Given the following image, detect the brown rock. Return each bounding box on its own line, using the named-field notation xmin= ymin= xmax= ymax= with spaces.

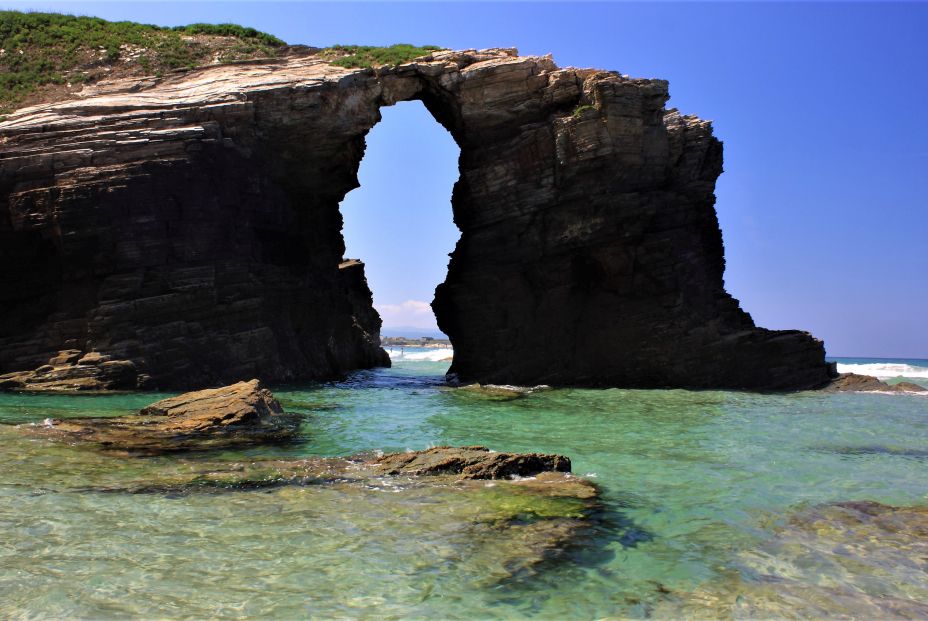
xmin=77 ymin=351 xmax=111 ymax=366
xmin=0 ymin=49 xmax=830 ymax=390
xmin=827 ymin=373 xmax=927 ymax=393
xmin=24 ymin=379 xmax=300 ymax=453
xmin=372 ymin=445 xmax=571 ymax=480
xmin=0 ymin=350 xmax=139 ymax=392
xmin=894 ymin=381 xmax=927 ymax=392
xmin=48 ymin=350 xmax=83 ymax=366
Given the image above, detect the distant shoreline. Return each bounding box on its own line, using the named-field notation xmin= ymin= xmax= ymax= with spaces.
xmin=381 ymin=336 xmax=451 ymax=349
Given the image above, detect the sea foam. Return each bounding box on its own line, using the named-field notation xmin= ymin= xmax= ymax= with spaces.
xmin=386 ymin=348 xmax=454 ymax=362
xmin=835 ymin=362 xmax=928 ymax=380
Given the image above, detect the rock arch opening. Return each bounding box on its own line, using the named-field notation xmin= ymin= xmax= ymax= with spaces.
xmin=339 ymin=101 xmax=458 ymax=362
xmin=0 ymin=49 xmax=832 ymax=391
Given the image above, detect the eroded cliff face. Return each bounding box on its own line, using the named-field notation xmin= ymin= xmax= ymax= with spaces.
xmin=0 ymin=48 xmax=832 ymax=390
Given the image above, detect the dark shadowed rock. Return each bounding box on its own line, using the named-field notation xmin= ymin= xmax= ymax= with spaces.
xmin=372 ymin=445 xmax=571 ymax=479
xmin=827 ymin=373 xmax=927 ymax=393
xmin=0 ymin=349 xmax=140 ymax=392
xmin=0 ymin=48 xmax=831 ymax=390
xmin=23 ymin=379 xmax=300 ymax=453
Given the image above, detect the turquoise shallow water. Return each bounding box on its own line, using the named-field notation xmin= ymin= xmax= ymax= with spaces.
xmin=0 ymin=354 xmax=927 ymax=619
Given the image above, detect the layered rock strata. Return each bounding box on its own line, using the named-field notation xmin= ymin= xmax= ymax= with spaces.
xmin=0 ymin=348 xmax=141 ymax=391
xmin=373 ymin=445 xmax=571 ymax=479
xmin=0 ymin=48 xmax=832 ymax=390
xmin=26 ymin=379 xmax=301 ymax=453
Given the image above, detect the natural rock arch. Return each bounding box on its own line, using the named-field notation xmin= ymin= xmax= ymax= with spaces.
xmin=0 ymin=49 xmax=832 ymax=390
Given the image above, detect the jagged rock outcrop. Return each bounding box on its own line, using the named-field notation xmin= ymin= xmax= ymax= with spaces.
xmin=0 ymin=348 xmax=142 ymax=391
xmin=0 ymin=48 xmax=832 ymax=390
xmin=25 ymin=379 xmax=301 ymax=453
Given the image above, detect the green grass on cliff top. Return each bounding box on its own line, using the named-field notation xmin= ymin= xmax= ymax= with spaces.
xmin=322 ymin=44 xmax=444 ymax=69
xmin=0 ymin=11 xmax=444 ymax=117
xmin=0 ymin=10 xmax=285 ymax=114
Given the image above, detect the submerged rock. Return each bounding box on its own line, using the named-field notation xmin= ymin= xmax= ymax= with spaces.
xmin=653 ymin=500 xmax=928 ymax=619
xmin=74 ymin=445 xmax=600 ymax=581
xmin=0 ymin=350 xmax=141 ymax=393
xmin=373 ymin=445 xmax=570 ymax=480
xmin=23 ymin=380 xmax=300 ymax=454
xmin=97 ymin=449 xmax=591 ymax=497
xmin=448 ymin=383 xmax=552 ymax=401
xmin=826 ymin=372 xmax=927 ymax=393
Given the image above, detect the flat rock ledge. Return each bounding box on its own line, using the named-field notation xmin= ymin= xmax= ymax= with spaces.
xmin=0 ymin=349 xmax=142 ymax=392
xmin=373 ymin=445 xmax=571 ymax=480
xmin=826 ymin=373 xmax=927 ymax=394
xmin=75 ymin=445 xmax=599 ymax=581
xmin=23 ymin=379 xmax=300 ymax=454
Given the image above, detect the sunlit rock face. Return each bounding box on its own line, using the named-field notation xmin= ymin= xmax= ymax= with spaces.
xmin=0 ymin=48 xmax=831 ymax=390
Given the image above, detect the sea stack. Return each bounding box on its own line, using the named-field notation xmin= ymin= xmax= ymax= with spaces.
xmin=0 ymin=48 xmax=832 ymax=390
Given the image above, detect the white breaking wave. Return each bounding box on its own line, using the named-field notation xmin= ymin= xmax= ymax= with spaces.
xmin=836 ymin=362 xmax=928 ymax=380
xmin=386 ymin=348 xmax=454 ymax=362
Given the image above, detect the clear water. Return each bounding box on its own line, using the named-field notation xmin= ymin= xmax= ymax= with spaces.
xmin=1 ymin=354 xmax=927 ymax=619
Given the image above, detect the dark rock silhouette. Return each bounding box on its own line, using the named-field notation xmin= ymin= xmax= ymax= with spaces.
xmin=0 ymin=48 xmax=831 ymax=390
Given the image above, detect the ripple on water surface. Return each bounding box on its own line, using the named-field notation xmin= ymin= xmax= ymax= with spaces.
xmin=0 ymin=353 xmax=927 ymax=618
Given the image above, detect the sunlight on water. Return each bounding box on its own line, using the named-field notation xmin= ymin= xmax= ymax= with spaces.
xmin=0 ymin=354 xmax=926 ymax=619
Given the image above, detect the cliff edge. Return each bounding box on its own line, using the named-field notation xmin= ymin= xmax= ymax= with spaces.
xmin=0 ymin=46 xmax=832 ymax=390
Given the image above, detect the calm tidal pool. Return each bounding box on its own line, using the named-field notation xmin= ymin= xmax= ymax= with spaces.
xmin=1 ymin=354 xmax=926 ymax=619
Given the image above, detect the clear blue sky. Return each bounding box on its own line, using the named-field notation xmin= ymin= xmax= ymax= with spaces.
xmin=8 ymin=2 xmax=926 ymax=356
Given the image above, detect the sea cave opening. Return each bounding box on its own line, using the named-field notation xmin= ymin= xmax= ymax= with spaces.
xmin=339 ymin=100 xmax=460 ymax=366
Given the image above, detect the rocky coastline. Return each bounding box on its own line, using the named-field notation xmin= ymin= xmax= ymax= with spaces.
xmin=0 ymin=46 xmax=834 ymax=391
xmin=15 ymin=379 xmax=601 ymax=573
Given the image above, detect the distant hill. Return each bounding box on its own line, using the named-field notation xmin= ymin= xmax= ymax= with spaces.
xmin=380 ymin=326 xmax=448 ymax=339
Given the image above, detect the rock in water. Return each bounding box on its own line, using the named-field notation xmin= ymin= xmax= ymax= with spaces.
xmin=24 ymin=380 xmax=300 ymax=454
xmin=0 ymin=48 xmax=831 ymax=390
xmin=55 ymin=445 xmax=601 ymax=583
xmin=373 ymin=445 xmax=571 ymax=479
xmin=827 ymin=373 xmax=927 ymax=393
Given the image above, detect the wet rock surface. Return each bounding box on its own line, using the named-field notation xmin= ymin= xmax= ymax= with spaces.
xmin=373 ymin=445 xmax=571 ymax=479
xmin=655 ymin=500 xmax=928 ymax=619
xmin=0 ymin=48 xmax=830 ymax=391
xmin=826 ymin=372 xmax=927 ymax=393
xmin=0 ymin=349 xmax=141 ymax=392
xmin=23 ymin=379 xmax=300 ymax=453
xmin=65 ymin=445 xmax=600 ymax=581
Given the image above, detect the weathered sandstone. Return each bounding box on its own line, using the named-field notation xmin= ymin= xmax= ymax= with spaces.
xmin=373 ymin=445 xmax=571 ymax=479
xmin=0 ymin=48 xmax=832 ymax=390
xmin=25 ymin=379 xmax=300 ymax=453
xmin=826 ymin=373 xmax=927 ymax=393
xmin=0 ymin=348 xmax=141 ymax=391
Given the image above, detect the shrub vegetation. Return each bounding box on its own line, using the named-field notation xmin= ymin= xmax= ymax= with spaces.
xmin=323 ymin=44 xmax=443 ymax=69
xmin=0 ymin=10 xmax=446 ymax=116
xmin=0 ymin=10 xmax=284 ymax=114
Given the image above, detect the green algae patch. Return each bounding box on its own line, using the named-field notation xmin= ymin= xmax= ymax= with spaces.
xmin=464 ymin=485 xmax=593 ymax=524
